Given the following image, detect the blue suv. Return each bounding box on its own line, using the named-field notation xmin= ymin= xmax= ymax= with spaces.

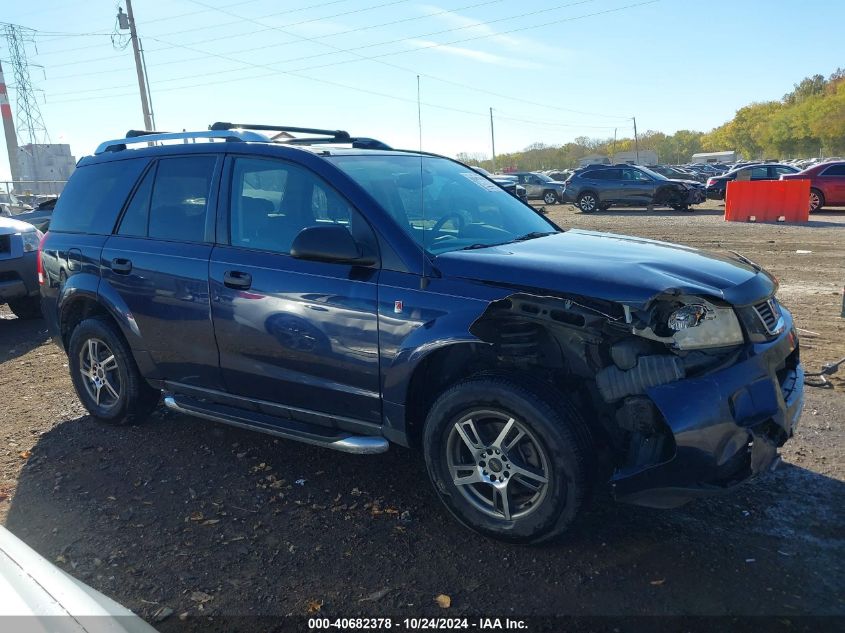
xmin=40 ymin=124 xmax=804 ymax=543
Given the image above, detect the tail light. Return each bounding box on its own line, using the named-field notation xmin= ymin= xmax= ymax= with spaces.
xmin=37 ymin=231 xmax=48 ymax=285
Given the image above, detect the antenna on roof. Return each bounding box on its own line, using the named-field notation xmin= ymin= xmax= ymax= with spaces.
xmin=417 ymin=75 xmax=428 ymax=290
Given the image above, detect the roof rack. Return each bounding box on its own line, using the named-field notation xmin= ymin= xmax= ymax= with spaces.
xmin=94 ymin=129 xmax=269 ymax=155
xmin=209 ymin=122 xmax=392 ymax=151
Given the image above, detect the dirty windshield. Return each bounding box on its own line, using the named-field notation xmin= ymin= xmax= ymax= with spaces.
xmin=329 ymin=154 xmax=556 ymax=254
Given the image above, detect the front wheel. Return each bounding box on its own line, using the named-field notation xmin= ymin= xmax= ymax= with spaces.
xmin=577 ymin=192 xmax=598 ymax=213
xmin=68 ymin=316 xmax=160 ymax=425
xmin=423 ymin=375 xmax=593 ymax=543
xmin=543 ymin=191 xmax=558 ymax=205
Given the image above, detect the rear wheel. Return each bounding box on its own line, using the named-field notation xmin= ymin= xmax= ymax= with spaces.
xmin=809 ymin=188 xmax=824 ymax=213
xmin=423 ymin=374 xmax=593 ymax=543
xmin=543 ymin=190 xmax=558 ymax=205
xmin=68 ymin=316 xmax=160 ymax=425
xmin=8 ymin=296 xmax=42 ymax=320
xmin=577 ymin=192 xmax=598 ymax=213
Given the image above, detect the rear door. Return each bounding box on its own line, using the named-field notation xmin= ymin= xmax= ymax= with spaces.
xmin=101 ymin=155 xmax=222 ymax=388
xmin=209 ymin=156 xmax=382 ymax=424
xmin=819 ymin=163 xmax=845 ymax=204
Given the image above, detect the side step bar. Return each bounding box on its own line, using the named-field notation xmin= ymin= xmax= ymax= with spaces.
xmin=162 ymin=395 xmax=389 ymax=455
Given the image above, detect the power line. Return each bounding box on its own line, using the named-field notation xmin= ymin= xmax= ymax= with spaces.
xmin=43 ymin=0 xmax=639 ymax=123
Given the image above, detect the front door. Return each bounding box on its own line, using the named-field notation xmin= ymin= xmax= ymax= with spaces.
xmin=209 ymin=156 xmax=382 ymax=424
xmin=101 ymin=155 xmax=222 ymax=388
xmin=620 ymin=168 xmax=655 ymax=206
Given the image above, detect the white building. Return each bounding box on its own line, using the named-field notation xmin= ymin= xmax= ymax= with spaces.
xmin=15 ymin=143 xmax=76 ymax=194
xmin=691 ymin=150 xmax=738 ymax=164
xmin=613 ymin=150 xmax=658 ymax=166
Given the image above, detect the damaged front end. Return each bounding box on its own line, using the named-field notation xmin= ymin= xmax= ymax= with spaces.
xmin=469 ymin=288 xmax=804 ymax=509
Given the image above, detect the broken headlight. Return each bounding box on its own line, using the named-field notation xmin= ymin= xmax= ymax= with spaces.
xmin=634 ymin=298 xmax=744 ymax=350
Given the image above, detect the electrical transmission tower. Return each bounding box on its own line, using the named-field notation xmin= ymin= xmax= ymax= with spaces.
xmin=3 ymin=24 xmax=50 ymax=148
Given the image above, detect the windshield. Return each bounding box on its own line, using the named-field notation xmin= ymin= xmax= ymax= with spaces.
xmin=330 ymin=154 xmax=556 ymax=255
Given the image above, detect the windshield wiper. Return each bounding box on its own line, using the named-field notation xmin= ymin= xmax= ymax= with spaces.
xmin=511 ymin=231 xmax=558 ymax=242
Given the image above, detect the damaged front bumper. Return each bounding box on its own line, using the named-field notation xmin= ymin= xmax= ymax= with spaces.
xmin=612 ymin=307 xmax=804 ymax=508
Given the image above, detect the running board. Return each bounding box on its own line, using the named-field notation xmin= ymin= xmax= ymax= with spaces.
xmin=162 ymin=395 xmax=389 ymax=455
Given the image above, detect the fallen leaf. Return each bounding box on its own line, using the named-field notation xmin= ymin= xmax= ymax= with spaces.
xmin=189 ymin=512 xmax=204 ymax=522
xmin=360 ymin=588 xmax=390 ymax=603
xmin=190 ymin=591 xmax=213 ymax=604
xmin=153 ymin=606 xmax=174 ymax=622
xmin=306 ymin=600 xmax=322 ymax=614
xmin=435 ymin=594 xmax=451 ymax=608
xmin=650 ymin=579 xmax=665 ymax=586
xmin=201 ymin=519 xmax=220 ymax=526
xmin=19 ymin=450 xmax=31 ymax=459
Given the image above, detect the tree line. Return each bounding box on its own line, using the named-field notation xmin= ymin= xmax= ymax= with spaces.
xmin=458 ymin=69 xmax=845 ymax=171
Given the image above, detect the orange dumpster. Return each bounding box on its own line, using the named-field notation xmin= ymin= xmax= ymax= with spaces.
xmin=724 ymin=179 xmax=810 ymax=223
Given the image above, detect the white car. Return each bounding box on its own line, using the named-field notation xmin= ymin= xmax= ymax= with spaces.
xmin=0 ymin=526 xmax=157 ymax=632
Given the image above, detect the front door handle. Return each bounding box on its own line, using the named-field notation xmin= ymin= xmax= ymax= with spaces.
xmin=223 ymin=270 xmax=252 ymax=290
xmin=110 ymin=258 xmax=132 ymax=274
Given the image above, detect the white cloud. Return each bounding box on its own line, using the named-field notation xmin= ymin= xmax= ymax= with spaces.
xmin=418 ymin=3 xmax=567 ymax=58
xmin=405 ymin=38 xmax=542 ymax=68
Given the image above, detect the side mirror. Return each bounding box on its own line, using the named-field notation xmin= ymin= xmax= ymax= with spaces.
xmin=290 ymin=224 xmax=376 ymax=266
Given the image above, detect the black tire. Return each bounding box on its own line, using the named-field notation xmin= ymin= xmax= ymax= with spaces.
xmin=423 ymin=374 xmax=594 ymax=544
xmin=542 ymin=190 xmax=558 ymax=205
xmin=599 ymin=203 xmax=611 ymax=211
xmin=577 ymin=192 xmax=598 ymax=213
xmin=671 ymin=203 xmax=692 ymax=212
xmin=68 ymin=316 xmax=160 ymax=425
xmin=809 ymin=188 xmax=824 ymax=213
xmin=7 ymin=296 xmax=42 ymax=320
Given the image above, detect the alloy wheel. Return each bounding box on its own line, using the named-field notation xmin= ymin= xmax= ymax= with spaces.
xmin=544 ymin=191 xmax=557 ymax=204
xmin=446 ymin=410 xmax=551 ymax=521
xmin=809 ymin=191 xmax=821 ymax=212
xmin=579 ymin=194 xmax=597 ymax=212
xmin=79 ymin=337 xmax=121 ymax=408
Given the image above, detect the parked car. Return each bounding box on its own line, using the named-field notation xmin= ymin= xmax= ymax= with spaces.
xmin=41 ymin=124 xmax=803 ymax=543
xmin=13 ymin=196 xmax=57 ymax=233
xmin=0 ymin=215 xmax=43 ymax=318
xmin=0 ymin=526 xmax=157 ymax=631
xmin=0 ymin=191 xmax=32 ymax=216
xmin=562 ymin=164 xmax=705 ymax=212
xmin=705 ymin=163 xmax=800 ymax=200
xmin=780 ymin=161 xmax=845 ymax=212
xmin=510 ymin=171 xmax=566 ymax=204
xmin=544 ymin=169 xmax=573 ymax=182
xmin=469 ymin=166 xmax=528 ymax=202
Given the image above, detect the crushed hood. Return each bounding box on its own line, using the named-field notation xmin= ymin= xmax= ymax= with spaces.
xmin=434 ymin=229 xmax=775 ymax=308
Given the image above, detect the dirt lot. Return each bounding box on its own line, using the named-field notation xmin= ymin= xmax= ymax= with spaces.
xmin=1 ymin=201 xmax=843 ymax=629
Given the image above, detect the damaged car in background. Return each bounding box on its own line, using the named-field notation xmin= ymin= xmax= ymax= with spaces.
xmin=40 ymin=126 xmax=803 ymax=544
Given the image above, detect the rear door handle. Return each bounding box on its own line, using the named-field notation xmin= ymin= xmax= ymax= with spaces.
xmin=223 ymin=270 xmax=252 ymax=290
xmin=110 ymin=258 xmax=132 ymax=274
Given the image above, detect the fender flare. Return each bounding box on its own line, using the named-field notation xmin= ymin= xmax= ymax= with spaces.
xmin=58 ymin=275 xmax=145 ymax=349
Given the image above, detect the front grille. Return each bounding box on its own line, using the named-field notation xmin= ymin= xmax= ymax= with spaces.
xmin=753 ymin=298 xmax=783 ymax=335
xmin=0 ymin=234 xmax=9 ymax=255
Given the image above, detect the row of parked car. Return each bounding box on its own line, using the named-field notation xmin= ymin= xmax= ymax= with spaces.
xmin=475 ymin=157 xmax=845 ymax=214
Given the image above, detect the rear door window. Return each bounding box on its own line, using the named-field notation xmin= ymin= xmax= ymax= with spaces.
xmin=117 ymin=165 xmax=155 ymax=237
xmin=148 ymin=156 xmax=217 ymax=243
xmin=821 ymin=164 xmax=845 ymax=176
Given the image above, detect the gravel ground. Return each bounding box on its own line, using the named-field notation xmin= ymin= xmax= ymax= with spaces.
xmin=0 ymin=201 xmax=843 ymax=629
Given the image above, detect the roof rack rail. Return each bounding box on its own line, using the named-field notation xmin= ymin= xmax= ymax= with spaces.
xmin=209 ymin=122 xmax=392 ymax=150
xmin=94 ymin=129 xmax=269 ymax=155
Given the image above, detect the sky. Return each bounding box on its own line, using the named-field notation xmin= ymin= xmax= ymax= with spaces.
xmin=1 ymin=0 xmax=843 ymax=181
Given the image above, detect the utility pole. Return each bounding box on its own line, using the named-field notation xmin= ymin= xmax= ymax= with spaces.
xmin=119 ymin=2 xmax=153 ymax=131
xmin=612 ymin=128 xmax=617 ymax=163
xmin=489 ymin=107 xmax=496 ymax=172
xmin=632 ymin=116 xmax=640 ymax=164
